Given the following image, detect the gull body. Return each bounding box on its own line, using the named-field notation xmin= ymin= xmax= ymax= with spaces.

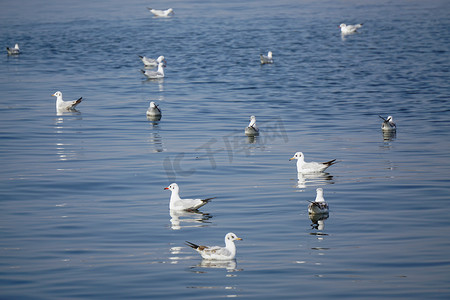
xmin=164 ymin=183 xmax=214 ymax=211
xmin=245 ymin=115 xmax=259 ymax=136
xmin=185 ymin=232 xmax=242 ymax=260
xmin=141 ymin=61 xmax=165 ymax=79
xmin=290 ymin=152 xmax=337 ymax=173
xmin=52 ymin=91 xmax=82 ymax=113
xmin=146 ymin=101 xmax=161 ymax=117
xmin=6 ymin=43 xmax=20 ymax=55
xmin=139 ymin=55 xmax=166 ymax=68
xmin=379 ymin=115 xmax=396 ymax=131
xmin=339 ymin=23 xmax=363 ymax=34
xmin=308 ymin=188 xmax=329 ymax=214
xmin=148 ymin=8 xmax=174 ymax=17
xmin=260 ymin=51 xmax=273 ymax=64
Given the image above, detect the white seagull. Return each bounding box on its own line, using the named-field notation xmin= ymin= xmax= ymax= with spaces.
xmin=52 ymin=91 xmax=82 ymax=113
xmin=245 ymin=115 xmax=259 ymax=136
xmin=164 ymin=183 xmax=215 ymax=211
xmin=141 ymin=61 xmax=165 ymax=79
xmin=290 ymin=152 xmax=337 ymax=173
xmin=339 ymin=23 xmax=363 ymax=34
xmin=147 ymin=8 xmax=174 ymax=17
xmin=6 ymin=43 xmax=20 ymax=55
xmin=139 ymin=55 xmax=166 ymax=68
xmin=260 ymin=51 xmax=273 ymax=64
xmin=308 ymin=188 xmax=329 ymax=214
xmin=147 ymin=101 xmax=161 ymax=117
xmin=379 ymin=115 xmax=396 ymax=131
xmin=185 ymin=232 xmax=242 ymax=260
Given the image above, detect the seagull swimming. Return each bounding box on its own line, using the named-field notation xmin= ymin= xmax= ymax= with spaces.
xmin=260 ymin=51 xmax=273 ymax=64
xmin=6 ymin=43 xmax=20 ymax=55
xmin=379 ymin=115 xmax=396 ymax=131
xmin=147 ymin=8 xmax=174 ymax=17
xmin=339 ymin=23 xmax=363 ymax=34
xmin=164 ymin=183 xmax=214 ymax=211
xmin=147 ymin=101 xmax=161 ymax=117
xmin=245 ymin=115 xmax=259 ymax=136
xmin=139 ymin=55 xmax=166 ymax=68
xmin=308 ymin=188 xmax=329 ymax=214
xmin=290 ymin=152 xmax=337 ymax=173
xmin=52 ymin=91 xmax=82 ymax=113
xmin=185 ymin=232 xmax=242 ymax=260
xmin=141 ymin=61 xmax=165 ymax=79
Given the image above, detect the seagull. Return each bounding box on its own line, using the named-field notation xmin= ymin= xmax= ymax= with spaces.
xmin=146 ymin=101 xmax=161 ymax=117
xmin=339 ymin=23 xmax=363 ymax=34
xmin=289 ymin=152 xmax=337 ymax=173
xmin=6 ymin=43 xmax=20 ymax=55
xmin=139 ymin=55 xmax=166 ymax=68
xmin=260 ymin=51 xmax=273 ymax=64
xmin=141 ymin=61 xmax=165 ymax=79
xmin=52 ymin=91 xmax=82 ymax=113
xmin=379 ymin=115 xmax=396 ymax=131
xmin=245 ymin=115 xmax=259 ymax=136
xmin=164 ymin=183 xmax=215 ymax=211
xmin=185 ymin=232 xmax=242 ymax=260
xmin=147 ymin=8 xmax=174 ymax=17
xmin=308 ymin=188 xmax=329 ymax=214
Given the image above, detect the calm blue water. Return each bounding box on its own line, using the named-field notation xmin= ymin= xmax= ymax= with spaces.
xmin=1 ymin=0 xmax=450 ymax=299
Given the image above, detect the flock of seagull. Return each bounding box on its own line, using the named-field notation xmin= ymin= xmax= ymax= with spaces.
xmin=5 ymin=8 xmax=395 ymax=261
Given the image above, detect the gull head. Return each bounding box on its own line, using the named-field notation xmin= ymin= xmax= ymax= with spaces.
xmin=156 ymin=56 xmax=166 ymax=65
xmin=52 ymin=91 xmax=62 ymax=98
xmin=150 ymin=101 xmax=157 ymax=108
xmin=164 ymin=183 xmax=179 ymax=192
xmin=226 ymin=232 xmax=243 ymax=242
xmin=268 ymin=51 xmax=273 ymax=58
xmin=339 ymin=24 xmax=346 ymax=29
xmin=289 ymin=151 xmax=303 ymax=161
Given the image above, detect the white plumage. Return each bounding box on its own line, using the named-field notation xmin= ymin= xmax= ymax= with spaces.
xmin=260 ymin=51 xmax=273 ymax=64
xmin=6 ymin=43 xmax=20 ymax=55
xmin=52 ymin=91 xmax=82 ymax=113
xmin=379 ymin=115 xmax=396 ymax=131
xmin=139 ymin=55 xmax=166 ymax=68
xmin=308 ymin=188 xmax=329 ymax=214
xmin=141 ymin=61 xmax=165 ymax=79
xmin=185 ymin=232 xmax=242 ymax=260
xmin=164 ymin=183 xmax=214 ymax=211
xmin=146 ymin=101 xmax=161 ymax=117
xmin=245 ymin=115 xmax=259 ymax=136
xmin=147 ymin=8 xmax=174 ymax=17
xmin=339 ymin=23 xmax=363 ymax=34
xmin=290 ymin=152 xmax=337 ymax=173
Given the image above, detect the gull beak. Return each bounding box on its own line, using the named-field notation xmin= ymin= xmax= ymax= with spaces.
xmin=52 ymin=94 xmax=56 ymax=97
xmin=289 ymin=157 xmax=295 ymax=161
xmin=164 ymin=187 xmax=169 ymax=190
xmin=236 ymin=237 xmax=243 ymax=241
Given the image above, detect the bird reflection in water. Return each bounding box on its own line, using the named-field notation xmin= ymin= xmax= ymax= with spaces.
xmin=54 ymin=115 xmax=83 ymax=161
xmin=296 ymin=172 xmax=334 ymax=190
xmin=169 ymin=209 xmax=212 ymax=230
xmin=190 ymin=259 xmax=242 ymax=273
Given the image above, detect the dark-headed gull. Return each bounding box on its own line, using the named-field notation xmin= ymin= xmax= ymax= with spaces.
xmin=147 ymin=8 xmax=174 ymax=17
xmin=141 ymin=61 xmax=165 ymax=79
xmin=52 ymin=91 xmax=82 ymax=113
xmin=308 ymin=188 xmax=329 ymax=214
xmin=260 ymin=51 xmax=273 ymax=64
xmin=139 ymin=55 xmax=166 ymax=68
xmin=290 ymin=152 xmax=337 ymax=173
xmin=164 ymin=183 xmax=214 ymax=211
xmin=339 ymin=23 xmax=363 ymax=34
xmin=185 ymin=232 xmax=242 ymax=260
xmin=6 ymin=43 xmax=20 ymax=55
xmin=147 ymin=101 xmax=161 ymax=117
xmin=245 ymin=115 xmax=259 ymax=136
xmin=379 ymin=115 xmax=396 ymax=131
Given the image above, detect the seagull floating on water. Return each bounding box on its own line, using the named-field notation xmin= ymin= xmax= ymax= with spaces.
xmin=52 ymin=91 xmax=82 ymax=113
xmin=379 ymin=115 xmax=396 ymax=131
xmin=339 ymin=23 xmax=363 ymax=34
xmin=245 ymin=115 xmax=259 ymax=136
xmin=164 ymin=183 xmax=214 ymax=211
xmin=141 ymin=61 xmax=165 ymax=79
xmin=290 ymin=152 xmax=337 ymax=173
xmin=146 ymin=101 xmax=161 ymax=117
xmin=147 ymin=8 xmax=174 ymax=17
xmin=6 ymin=43 xmax=20 ymax=55
xmin=185 ymin=232 xmax=242 ymax=260
xmin=260 ymin=51 xmax=273 ymax=64
xmin=139 ymin=55 xmax=166 ymax=68
xmin=308 ymin=188 xmax=329 ymax=215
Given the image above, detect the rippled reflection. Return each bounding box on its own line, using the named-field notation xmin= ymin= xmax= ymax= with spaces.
xmin=54 ymin=116 xmax=83 ymax=161
xmin=382 ymin=129 xmax=396 ymax=142
xmin=190 ymin=259 xmax=242 ymax=272
xmin=309 ymin=213 xmax=329 ymax=232
xmin=169 ymin=209 xmax=212 ymax=230
xmin=296 ymin=172 xmax=334 ymax=190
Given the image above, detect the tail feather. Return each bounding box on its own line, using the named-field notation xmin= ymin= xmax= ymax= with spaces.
xmin=185 ymin=241 xmax=199 ymax=249
xmin=138 ymin=55 xmax=144 ymax=59
xmin=324 ymin=159 xmax=337 ymax=166
xmin=202 ymin=197 xmax=216 ymax=203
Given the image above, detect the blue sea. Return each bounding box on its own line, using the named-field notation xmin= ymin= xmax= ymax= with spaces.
xmin=1 ymin=0 xmax=450 ymax=299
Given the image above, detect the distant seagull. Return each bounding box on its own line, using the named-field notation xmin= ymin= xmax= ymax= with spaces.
xmin=147 ymin=101 xmax=161 ymax=117
xmin=52 ymin=91 xmax=82 ymax=113
xmin=141 ymin=61 xmax=165 ymax=79
xmin=185 ymin=232 xmax=242 ymax=260
xmin=339 ymin=23 xmax=363 ymax=34
xmin=245 ymin=115 xmax=259 ymax=136
xmin=308 ymin=188 xmax=329 ymax=214
xmin=6 ymin=43 xmax=20 ymax=55
xmin=379 ymin=115 xmax=396 ymax=131
xmin=147 ymin=8 xmax=174 ymax=17
xmin=260 ymin=51 xmax=273 ymax=64
xmin=290 ymin=152 xmax=337 ymax=173
xmin=139 ymin=55 xmax=166 ymax=68
xmin=164 ymin=183 xmax=215 ymax=211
